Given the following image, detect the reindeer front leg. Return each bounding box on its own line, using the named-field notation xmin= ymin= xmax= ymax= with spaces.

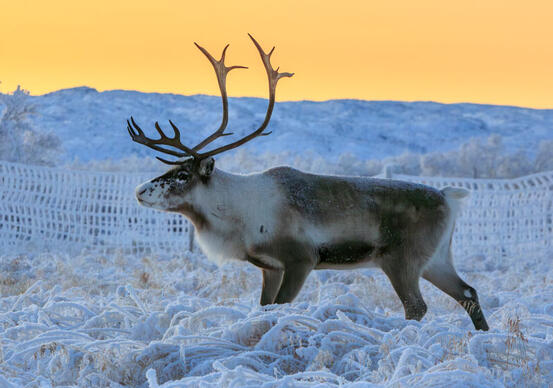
xmin=274 ymin=262 xmax=313 ymax=304
xmin=250 ymin=241 xmax=316 ymax=305
xmin=260 ymin=269 xmax=284 ymax=305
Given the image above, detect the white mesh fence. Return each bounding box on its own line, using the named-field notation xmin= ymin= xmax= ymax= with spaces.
xmin=393 ymin=172 xmax=553 ymax=258
xmin=1 ymin=160 xmax=552 ymax=257
xmin=0 ymin=161 xmax=193 ymax=254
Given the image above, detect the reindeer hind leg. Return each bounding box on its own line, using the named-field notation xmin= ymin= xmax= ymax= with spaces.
xmin=382 ymin=260 xmax=428 ymax=321
xmin=423 ymin=255 xmax=489 ymax=331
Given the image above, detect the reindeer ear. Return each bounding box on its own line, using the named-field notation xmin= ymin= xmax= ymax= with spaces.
xmin=198 ymin=157 xmax=215 ymax=177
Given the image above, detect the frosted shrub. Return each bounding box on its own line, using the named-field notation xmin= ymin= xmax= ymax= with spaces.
xmin=421 ymin=136 xmax=506 ymax=178
xmin=494 ymin=151 xmax=533 ymax=179
xmin=535 ymin=140 xmax=553 ymax=172
xmin=420 ymin=135 xmax=537 ymax=178
xmin=420 ymin=151 xmax=459 ymax=177
xmin=460 ymin=135 xmax=504 ymax=178
xmin=385 ymin=153 xmax=422 ymax=176
xmin=21 ymin=128 xmax=62 ymax=166
xmin=335 ymin=152 xmax=367 ymax=176
xmin=0 ymin=84 xmax=61 ymax=166
xmin=217 ymin=135 xmax=545 ymax=179
xmin=63 ymin=132 xmax=548 ymax=179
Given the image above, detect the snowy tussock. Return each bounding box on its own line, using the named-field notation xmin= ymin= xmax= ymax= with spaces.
xmin=0 ymin=249 xmax=552 ymax=387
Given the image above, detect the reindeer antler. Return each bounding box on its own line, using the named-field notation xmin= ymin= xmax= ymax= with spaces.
xmin=191 ymin=43 xmax=247 ymax=151
xmin=197 ymin=34 xmax=294 ymax=158
xmin=127 ymin=34 xmax=293 ymax=163
xmin=127 ymin=117 xmax=199 ymax=163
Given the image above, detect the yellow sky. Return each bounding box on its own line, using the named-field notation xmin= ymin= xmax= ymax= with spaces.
xmin=1 ymin=0 xmax=552 ymax=108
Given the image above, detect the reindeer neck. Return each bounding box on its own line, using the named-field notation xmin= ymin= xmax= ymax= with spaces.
xmin=192 ymin=169 xmax=255 ymax=231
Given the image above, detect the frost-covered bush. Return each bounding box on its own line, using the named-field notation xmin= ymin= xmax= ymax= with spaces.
xmin=0 ymin=84 xmax=61 ymax=166
xmin=535 ymin=140 xmax=553 ymax=172
xmin=217 ymin=135 xmax=546 ymax=179
xmin=64 ymin=133 xmax=549 ymax=179
xmin=420 ymin=135 xmax=535 ymax=178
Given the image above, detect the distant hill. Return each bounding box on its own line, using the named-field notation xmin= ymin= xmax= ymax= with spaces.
xmin=23 ymin=86 xmax=553 ymax=163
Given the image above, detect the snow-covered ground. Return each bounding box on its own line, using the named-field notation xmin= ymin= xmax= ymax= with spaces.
xmin=1 ymin=87 xmax=553 ymax=386
xmin=1 ymin=248 xmax=552 ymax=387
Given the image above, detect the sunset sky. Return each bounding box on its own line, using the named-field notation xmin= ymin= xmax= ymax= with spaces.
xmin=2 ymin=0 xmax=552 ymax=108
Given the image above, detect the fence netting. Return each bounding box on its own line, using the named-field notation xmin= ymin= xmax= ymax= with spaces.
xmin=1 ymin=161 xmax=551 ymax=257
xmin=0 ymin=162 xmax=192 ymax=254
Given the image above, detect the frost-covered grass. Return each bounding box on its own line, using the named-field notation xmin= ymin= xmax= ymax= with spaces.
xmin=1 ymin=248 xmax=552 ymax=387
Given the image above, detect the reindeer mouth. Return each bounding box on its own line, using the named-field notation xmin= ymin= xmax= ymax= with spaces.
xmin=137 ymin=197 xmax=154 ymax=207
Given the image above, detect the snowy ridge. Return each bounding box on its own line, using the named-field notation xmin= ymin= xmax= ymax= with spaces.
xmin=23 ymin=87 xmax=553 ymax=163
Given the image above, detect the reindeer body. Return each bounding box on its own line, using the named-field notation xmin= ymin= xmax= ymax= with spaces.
xmin=136 ymin=165 xmax=489 ymax=330
xmin=192 ymin=166 xmax=446 ymax=271
xmin=128 ymin=35 xmax=489 ymax=330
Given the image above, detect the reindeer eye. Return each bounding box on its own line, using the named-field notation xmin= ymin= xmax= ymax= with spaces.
xmin=176 ymin=171 xmax=189 ymax=181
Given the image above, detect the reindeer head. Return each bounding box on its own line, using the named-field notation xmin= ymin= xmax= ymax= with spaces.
xmin=134 ymin=156 xmax=215 ymax=211
xmin=128 ymin=34 xmax=293 ymax=212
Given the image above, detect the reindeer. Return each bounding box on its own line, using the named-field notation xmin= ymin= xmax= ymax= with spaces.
xmin=127 ymin=34 xmax=489 ymax=331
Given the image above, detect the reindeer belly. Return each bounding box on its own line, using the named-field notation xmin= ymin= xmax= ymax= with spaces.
xmin=315 ymin=240 xmax=378 ymax=269
xmin=306 ymin=218 xmax=381 ymax=270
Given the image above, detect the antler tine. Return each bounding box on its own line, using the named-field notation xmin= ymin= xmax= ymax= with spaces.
xmin=192 ymin=42 xmax=247 ymax=151
xmin=127 ymin=116 xmax=199 ymax=158
xmin=197 ymin=34 xmax=293 ymax=159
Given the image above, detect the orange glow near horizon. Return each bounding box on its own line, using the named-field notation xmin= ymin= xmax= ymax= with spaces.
xmin=2 ymin=0 xmax=553 ymax=108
